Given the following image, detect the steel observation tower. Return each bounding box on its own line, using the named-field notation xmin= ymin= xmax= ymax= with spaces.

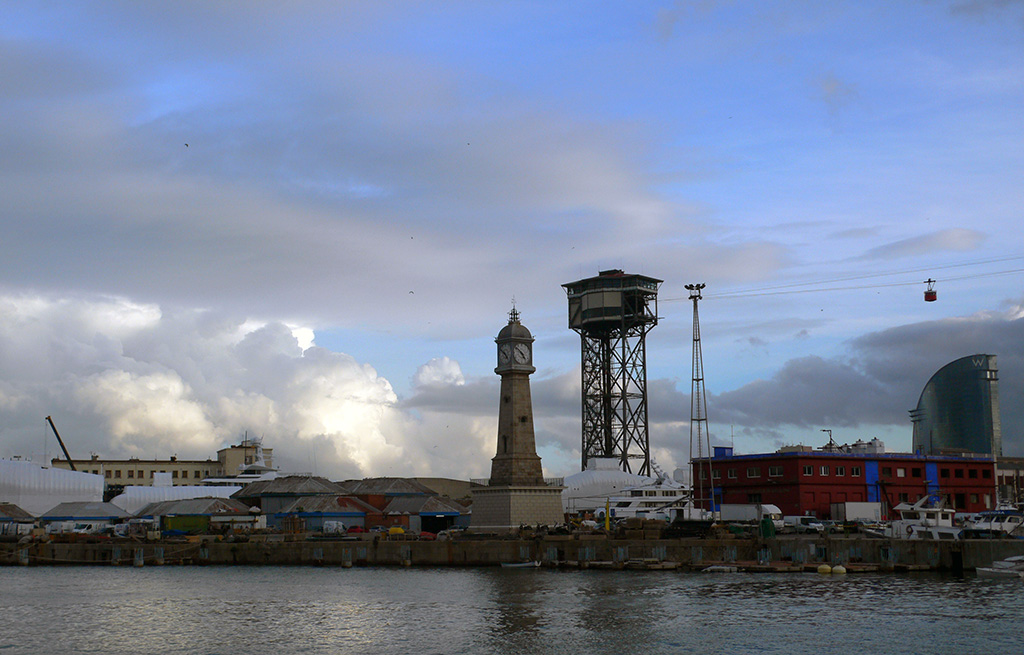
xmin=563 ymin=269 xmax=662 ymax=476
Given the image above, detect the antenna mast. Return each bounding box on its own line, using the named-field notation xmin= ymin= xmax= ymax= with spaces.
xmin=686 ymin=283 xmax=714 ymax=516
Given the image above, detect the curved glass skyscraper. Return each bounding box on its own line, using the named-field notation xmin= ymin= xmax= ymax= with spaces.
xmin=910 ymin=354 xmax=1001 ymax=456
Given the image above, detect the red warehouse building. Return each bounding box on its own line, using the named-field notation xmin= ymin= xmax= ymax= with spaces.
xmin=693 ymin=445 xmax=996 ymax=519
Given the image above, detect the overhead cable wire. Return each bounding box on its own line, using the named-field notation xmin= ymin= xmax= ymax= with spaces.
xmin=660 ymin=256 xmax=1024 ymax=302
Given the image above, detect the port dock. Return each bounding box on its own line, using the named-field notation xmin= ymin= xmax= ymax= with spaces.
xmin=4 ymin=533 xmax=1023 ymax=571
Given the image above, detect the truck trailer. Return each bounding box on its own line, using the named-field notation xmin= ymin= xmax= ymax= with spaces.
xmin=830 ymin=502 xmax=883 ymax=522
xmin=718 ymin=503 xmax=784 ymax=529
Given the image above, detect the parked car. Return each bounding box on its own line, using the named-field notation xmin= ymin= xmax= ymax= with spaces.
xmin=819 ymin=520 xmax=843 ymax=534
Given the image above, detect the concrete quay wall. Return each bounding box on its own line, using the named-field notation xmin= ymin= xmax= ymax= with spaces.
xmin=3 ymin=535 xmax=1023 ymax=570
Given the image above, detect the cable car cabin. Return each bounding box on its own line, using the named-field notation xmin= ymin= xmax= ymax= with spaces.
xmin=923 ymin=279 xmax=937 ymax=302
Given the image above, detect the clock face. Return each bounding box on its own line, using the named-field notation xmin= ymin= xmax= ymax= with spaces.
xmin=513 ymin=342 xmax=530 ymax=364
xmin=498 ymin=343 xmax=512 ymax=364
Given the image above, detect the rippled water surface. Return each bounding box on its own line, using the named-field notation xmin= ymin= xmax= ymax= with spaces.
xmin=0 ymin=567 xmax=1019 ymax=654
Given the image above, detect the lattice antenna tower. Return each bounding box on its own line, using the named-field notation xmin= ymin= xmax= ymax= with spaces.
xmin=563 ymin=270 xmax=662 ymax=475
xmin=686 ymin=283 xmax=714 ymax=514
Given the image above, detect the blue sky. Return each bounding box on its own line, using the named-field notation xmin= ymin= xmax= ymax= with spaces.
xmin=1 ymin=1 xmax=1022 ymax=480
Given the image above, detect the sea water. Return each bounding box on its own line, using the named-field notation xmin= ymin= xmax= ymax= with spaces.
xmin=0 ymin=567 xmax=1019 ymax=654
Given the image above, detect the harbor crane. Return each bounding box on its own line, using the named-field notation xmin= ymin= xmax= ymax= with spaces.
xmin=45 ymin=415 xmax=76 ymax=471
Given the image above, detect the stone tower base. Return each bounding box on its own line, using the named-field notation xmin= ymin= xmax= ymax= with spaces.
xmin=469 ymin=485 xmax=565 ymax=532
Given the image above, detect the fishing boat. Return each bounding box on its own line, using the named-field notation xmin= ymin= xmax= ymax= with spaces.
xmin=887 ymin=494 xmax=962 ymax=540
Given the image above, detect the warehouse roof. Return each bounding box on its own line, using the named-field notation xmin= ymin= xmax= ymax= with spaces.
xmin=232 ymin=475 xmax=345 ymax=498
xmin=136 ymin=497 xmax=253 ymax=517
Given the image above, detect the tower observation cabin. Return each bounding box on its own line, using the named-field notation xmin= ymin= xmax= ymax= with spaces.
xmin=563 ymin=269 xmax=662 ymax=476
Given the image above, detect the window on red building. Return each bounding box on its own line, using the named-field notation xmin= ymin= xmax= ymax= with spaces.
xmin=747 ymin=467 xmax=761 ymax=478
xmin=835 ymin=466 xmax=845 ymax=477
xmin=970 ymin=494 xmax=979 ymax=504
xmin=941 ymin=468 xmax=950 ymax=478
xmin=851 ymin=466 xmax=861 ymax=476
xmin=768 ymin=466 xmax=782 ymax=477
xmin=882 ymin=467 xmax=892 ymax=477
xmin=819 ymin=466 xmax=829 ymax=476
xmin=899 ymin=493 xmax=909 ymax=502
xmin=803 ymin=466 xmax=812 ymax=476
xmin=897 ymin=468 xmax=906 ymax=478
xmin=982 ymin=469 xmax=991 ymax=479
xmin=747 ymin=493 xmax=762 ymax=503
xmin=712 ymin=469 xmax=721 ymax=479
xmin=727 ymin=469 xmax=737 ymax=479
xmin=955 ymin=469 xmax=964 ymax=479
xmin=912 ymin=468 xmax=922 ymax=477
xmin=969 ymin=469 xmax=978 ymax=479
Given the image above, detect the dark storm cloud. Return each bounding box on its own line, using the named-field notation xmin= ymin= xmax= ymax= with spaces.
xmin=852 ymin=306 xmax=1024 ymax=454
xmin=704 ymin=303 xmax=1024 ymax=453
xmin=714 ymin=355 xmax=896 ymax=428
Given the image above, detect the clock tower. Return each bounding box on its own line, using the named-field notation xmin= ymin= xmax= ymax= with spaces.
xmin=470 ymin=306 xmax=565 ymax=532
xmin=490 ymin=306 xmax=544 ymax=485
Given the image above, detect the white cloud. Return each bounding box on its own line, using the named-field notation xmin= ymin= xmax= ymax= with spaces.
xmin=73 ymin=369 xmax=216 ymax=456
xmin=0 ymin=293 xmax=498 ymax=478
xmin=413 ymin=357 xmax=465 ymax=387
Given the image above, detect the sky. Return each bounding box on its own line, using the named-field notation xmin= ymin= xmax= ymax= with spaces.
xmin=1 ymin=1 xmax=1022 ymax=481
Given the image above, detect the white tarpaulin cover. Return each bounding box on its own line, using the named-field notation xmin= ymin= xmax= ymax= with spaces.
xmin=0 ymin=459 xmax=104 ymax=517
xmin=110 ymin=484 xmax=243 ymax=515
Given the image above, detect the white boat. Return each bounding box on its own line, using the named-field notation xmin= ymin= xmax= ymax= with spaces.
xmin=976 ymin=555 xmax=1024 ymax=579
xmin=596 ymin=464 xmax=694 ymax=522
xmin=887 ymin=494 xmax=962 ymax=540
xmin=202 ymin=440 xmax=279 ymax=486
xmin=563 ymin=459 xmax=695 ymax=522
xmin=964 ymin=507 xmax=1024 ymax=539
xmin=702 ymin=565 xmax=738 ymax=573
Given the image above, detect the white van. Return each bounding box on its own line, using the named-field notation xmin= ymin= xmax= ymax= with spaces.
xmin=784 ymin=516 xmax=824 ymax=534
xmin=322 ymin=521 xmax=347 ymax=534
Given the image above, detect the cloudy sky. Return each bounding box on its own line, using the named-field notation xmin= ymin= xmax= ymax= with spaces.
xmin=1 ymin=2 xmax=1022 ymax=481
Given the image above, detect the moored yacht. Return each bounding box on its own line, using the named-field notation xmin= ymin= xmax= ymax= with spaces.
xmin=963 ymin=506 xmax=1024 ymax=539
xmin=888 ymin=494 xmax=962 ymax=540
xmin=563 ymin=459 xmax=693 ymax=521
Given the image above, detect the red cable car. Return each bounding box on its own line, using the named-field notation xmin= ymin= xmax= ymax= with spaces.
xmin=924 ymin=278 xmax=937 ymax=302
